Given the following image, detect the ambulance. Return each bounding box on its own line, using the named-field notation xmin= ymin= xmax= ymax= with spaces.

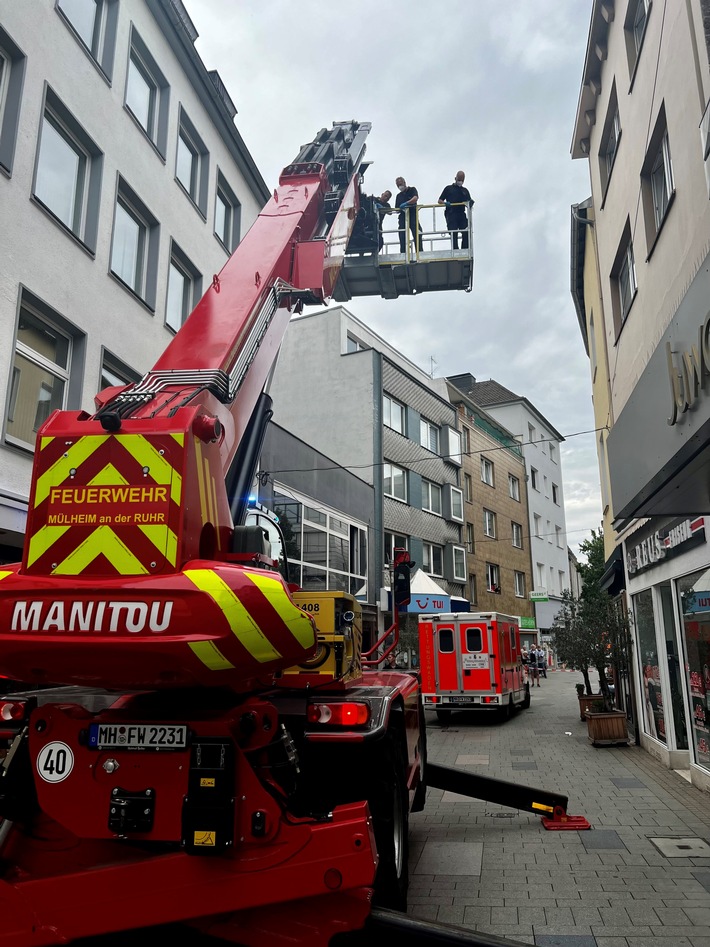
xmin=418 ymin=611 xmax=531 ymax=722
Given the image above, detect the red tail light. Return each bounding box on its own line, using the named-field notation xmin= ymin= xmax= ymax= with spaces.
xmin=307 ymin=702 xmax=370 ymax=726
xmin=0 ymin=699 xmax=28 ymax=722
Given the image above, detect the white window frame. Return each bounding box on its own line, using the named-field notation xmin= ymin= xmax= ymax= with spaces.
xmin=384 ymin=531 xmax=408 ymax=563
xmin=384 ymin=462 xmax=407 ymax=501
xmin=420 ymin=418 xmax=439 ymax=454
xmin=514 ymin=571 xmax=526 ymax=598
xmin=534 ymin=514 xmax=542 ymax=539
xmin=383 ymin=394 xmax=405 ymax=435
xmin=452 ymin=546 xmax=466 ymax=582
xmin=486 ymin=562 xmax=500 ymax=593
xmin=422 ymin=541 xmax=444 ymax=577
xmin=483 ymin=508 xmax=496 ymax=538
xmin=530 ymin=467 xmax=539 ymax=490
xmin=512 ymin=522 xmax=523 ymax=548
xmin=481 ymin=456 xmax=494 ymax=486
xmin=552 ymin=483 xmax=559 ymax=505
xmin=451 ymin=486 xmax=463 ymax=521
xmin=555 ymin=525 xmax=563 ymax=549
xmin=509 ymin=473 xmax=520 ymax=501
xmin=422 ymin=479 xmax=442 ymax=515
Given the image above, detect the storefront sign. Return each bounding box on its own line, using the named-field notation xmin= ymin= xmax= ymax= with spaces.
xmin=627 ymin=516 xmax=705 ymax=576
xmin=519 ymin=616 xmax=536 ymax=629
xmin=405 ymin=594 xmax=451 ymax=614
xmin=666 ymin=310 xmax=710 ymax=426
xmin=529 ymin=590 xmax=548 ymax=602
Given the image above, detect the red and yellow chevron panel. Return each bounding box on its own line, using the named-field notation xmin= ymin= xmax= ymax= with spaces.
xmin=25 ymin=430 xmax=184 ymax=578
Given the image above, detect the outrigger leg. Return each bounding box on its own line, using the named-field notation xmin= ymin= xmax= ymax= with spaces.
xmin=426 ymin=763 xmax=591 ymax=830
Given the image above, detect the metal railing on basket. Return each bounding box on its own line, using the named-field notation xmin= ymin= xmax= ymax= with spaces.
xmin=378 ymin=201 xmax=473 ymax=265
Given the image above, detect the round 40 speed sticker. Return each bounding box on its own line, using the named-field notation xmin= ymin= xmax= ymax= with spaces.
xmin=36 ymin=742 xmax=74 ymax=783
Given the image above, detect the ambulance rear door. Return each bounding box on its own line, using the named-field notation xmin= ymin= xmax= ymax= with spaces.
xmin=459 ymin=620 xmax=493 ymax=694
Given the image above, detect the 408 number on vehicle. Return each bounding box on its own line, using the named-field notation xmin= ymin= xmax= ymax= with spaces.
xmin=36 ymin=742 xmax=74 ymax=783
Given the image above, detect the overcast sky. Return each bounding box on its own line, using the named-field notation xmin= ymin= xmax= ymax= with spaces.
xmin=188 ymin=1 xmax=598 ymax=558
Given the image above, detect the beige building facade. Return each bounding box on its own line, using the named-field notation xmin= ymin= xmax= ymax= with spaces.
xmin=446 ymin=385 xmax=535 ymax=639
xmin=572 ymin=0 xmax=710 ymax=790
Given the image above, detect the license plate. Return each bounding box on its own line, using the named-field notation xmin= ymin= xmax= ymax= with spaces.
xmin=449 ymin=697 xmax=476 ymax=704
xmin=88 ymin=723 xmax=188 ymax=751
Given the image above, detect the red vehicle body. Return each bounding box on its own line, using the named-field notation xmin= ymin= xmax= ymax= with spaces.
xmin=0 ymin=122 xmax=435 ymax=946
xmin=419 ymin=611 xmax=531 ymax=723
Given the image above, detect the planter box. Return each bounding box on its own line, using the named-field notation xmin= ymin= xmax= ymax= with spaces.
xmin=585 ymin=709 xmax=629 ymax=746
xmin=578 ymin=694 xmax=604 ymax=721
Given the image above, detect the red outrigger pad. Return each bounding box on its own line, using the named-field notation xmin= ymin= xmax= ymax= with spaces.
xmin=542 ymin=805 xmax=591 ymax=830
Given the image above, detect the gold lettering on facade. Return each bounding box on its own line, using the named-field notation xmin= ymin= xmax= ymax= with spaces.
xmin=666 ymin=310 xmax=710 ymax=425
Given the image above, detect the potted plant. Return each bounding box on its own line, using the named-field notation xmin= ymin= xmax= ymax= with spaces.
xmin=553 ymin=530 xmax=631 ymax=745
xmin=575 ymin=681 xmax=602 ymax=721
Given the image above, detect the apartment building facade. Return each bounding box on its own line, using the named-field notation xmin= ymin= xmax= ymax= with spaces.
xmin=268 ymin=306 xmax=468 ymax=632
xmin=444 ymin=379 xmax=536 ymax=639
xmin=572 ymin=0 xmax=710 ymax=789
xmin=0 ymin=0 xmax=268 ymax=561
xmin=449 ymin=375 xmax=570 ymax=636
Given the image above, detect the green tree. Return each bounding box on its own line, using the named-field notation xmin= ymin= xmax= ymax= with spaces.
xmin=553 ymin=529 xmax=631 ymax=709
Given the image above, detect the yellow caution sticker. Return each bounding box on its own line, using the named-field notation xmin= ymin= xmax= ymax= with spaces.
xmin=200 ymin=777 xmax=216 ymax=788
xmin=532 ymin=802 xmax=555 ymax=813
xmin=193 ymin=830 xmax=216 ymax=846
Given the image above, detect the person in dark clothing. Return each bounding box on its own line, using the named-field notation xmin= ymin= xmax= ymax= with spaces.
xmin=374 ymin=189 xmax=392 ymax=250
xmin=395 ymin=176 xmax=423 ymax=254
xmin=438 ymin=171 xmax=474 ymax=249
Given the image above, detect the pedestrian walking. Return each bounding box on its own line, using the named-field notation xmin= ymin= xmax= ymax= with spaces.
xmin=536 ymin=646 xmax=547 ymax=680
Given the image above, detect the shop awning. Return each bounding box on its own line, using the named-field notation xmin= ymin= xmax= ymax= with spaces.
xmin=600 ymin=545 xmax=625 ymax=595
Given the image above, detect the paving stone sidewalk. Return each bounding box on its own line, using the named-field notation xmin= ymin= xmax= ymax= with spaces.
xmin=408 ymin=668 xmax=710 ymax=946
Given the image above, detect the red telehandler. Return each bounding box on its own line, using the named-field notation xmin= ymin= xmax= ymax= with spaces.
xmin=0 ymin=122 xmax=582 ymax=947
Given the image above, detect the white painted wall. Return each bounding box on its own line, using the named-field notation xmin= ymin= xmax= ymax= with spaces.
xmin=0 ymin=0 xmax=266 ymax=541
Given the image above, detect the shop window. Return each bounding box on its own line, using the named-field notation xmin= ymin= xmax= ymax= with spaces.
xmin=678 ymin=571 xmax=710 ymax=765
xmin=659 ymin=582 xmax=688 ymax=750
xmin=633 ymin=588 xmax=667 ymax=744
